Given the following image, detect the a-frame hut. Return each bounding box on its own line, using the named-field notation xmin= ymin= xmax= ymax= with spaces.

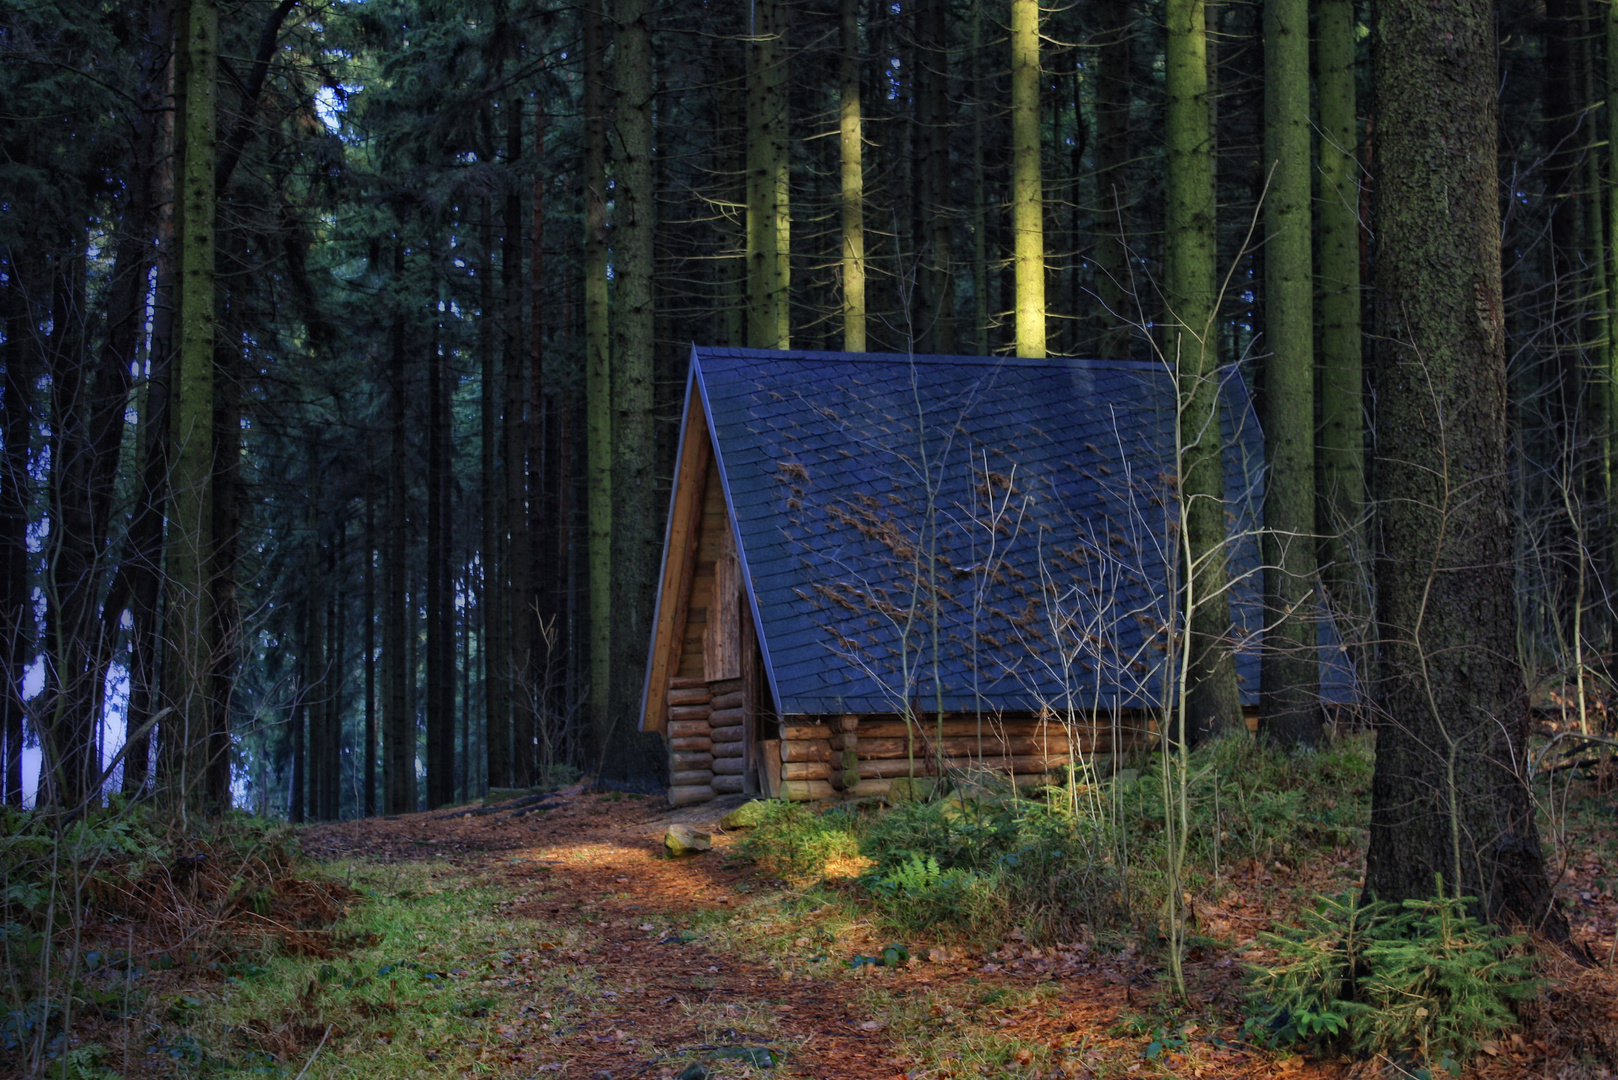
xmin=640 ymin=346 xmax=1320 ymax=807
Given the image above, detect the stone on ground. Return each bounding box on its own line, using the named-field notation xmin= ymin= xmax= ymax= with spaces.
xmin=719 ymin=800 xmax=773 ymax=830
xmin=664 ymin=824 xmax=712 ymax=855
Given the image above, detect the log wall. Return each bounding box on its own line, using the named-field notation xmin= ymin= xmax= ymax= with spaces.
xmin=665 ymin=677 xmax=713 ymax=805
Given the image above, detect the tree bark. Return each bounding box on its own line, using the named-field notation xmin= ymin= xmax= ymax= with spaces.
xmin=584 ymin=0 xmax=615 ymax=769
xmin=503 ymin=101 xmax=534 ymax=788
xmin=747 ymin=0 xmax=791 ymax=349
xmin=840 ymin=0 xmax=867 ymax=353
xmin=1365 ymin=0 xmax=1563 ymax=932
xmin=1010 ymin=0 xmax=1045 ymax=359
xmin=385 ymin=244 xmax=415 ymax=814
xmin=1092 ymin=0 xmax=1132 ymax=361
xmin=607 ymin=0 xmax=664 ymax=781
xmin=1314 ymin=0 xmax=1367 ymax=699
xmin=481 ymin=199 xmax=510 ymax=789
xmin=1166 ymin=0 xmax=1241 ymax=741
xmin=165 ymin=0 xmax=219 ymax=814
xmin=1258 ymin=0 xmax=1321 ymax=748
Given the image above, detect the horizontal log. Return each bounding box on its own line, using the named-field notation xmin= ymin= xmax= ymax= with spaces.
xmin=670 ymin=676 xmax=708 ymax=691
xmin=712 ymin=741 xmax=745 ymax=759
xmin=835 ymin=715 xmax=860 ymax=732
xmin=846 ymin=778 xmax=890 ymax=799
xmin=853 ymin=719 xmax=1079 ymax=740
xmin=855 ymin=758 xmax=939 ymax=779
xmin=668 ymin=720 xmax=711 ymax=739
xmin=707 ymin=678 xmax=743 ymax=697
xmin=712 ymin=756 xmax=747 ymax=775
xmin=781 ymin=740 xmax=832 ymax=763
xmin=710 ymin=691 xmax=745 ymax=711
xmin=855 ymin=735 xmax=1070 ymax=760
xmin=853 ymin=754 xmax=1068 ymax=778
xmin=782 ymin=760 xmax=831 ymax=782
xmin=668 ymin=687 xmax=712 ymax=707
xmin=781 ymin=723 xmax=832 ymax=741
xmin=710 ymin=724 xmax=744 ymax=745
xmin=781 ymin=779 xmax=835 ymax=802
xmin=670 ymin=769 xmax=715 ymax=787
xmin=671 ymin=752 xmax=714 ymax=770
xmin=711 ymin=774 xmax=746 ymax=795
xmin=669 ymin=704 xmax=714 ymax=723
xmin=669 ymin=736 xmax=712 ymax=753
xmin=709 ymin=707 xmax=745 ymax=727
xmin=669 ymin=784 xmax=715 ymax=806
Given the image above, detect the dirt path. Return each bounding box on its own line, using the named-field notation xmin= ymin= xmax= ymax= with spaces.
xmin=300 ymin=793 xmax=1300 ymax=1080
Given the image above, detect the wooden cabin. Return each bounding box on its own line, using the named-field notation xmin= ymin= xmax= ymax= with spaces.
xmin=640 ymin=347 xmax=1354 ymax=806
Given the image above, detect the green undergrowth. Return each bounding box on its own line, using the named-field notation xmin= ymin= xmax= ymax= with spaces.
xmin=1247 ymin=889 xmax=1538 ymax=1072
xmin=734 ymin=731 xmax=1376 ymax=947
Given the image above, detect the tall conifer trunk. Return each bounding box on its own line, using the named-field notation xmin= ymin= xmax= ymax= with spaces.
xmin=1010 ymin=0 xmax=1045 ymax=358
xmin=481 ymin=201 xmax=510 ymax=788
xmin=1315 ymin=0 xmax=1366 ymax=686
xmin=1258 ymin=0 xmax=1321 ymax=746
xmin=608 ymin=0 xmax=663 ymax=780
xmin=840 ymin=0 xmax=867 ymax=353
xmin=1366 ymin=0 xmax=1562 ymax=930
xmin=385 ymin=244 xmax=415 ymax=814
xmin=427 ymin=284 xmax=452 ymax=808
xmin=166 ymin=0 xmax=220 ymax=812
xmin=363 ymin=454 xmax=376 ymax=816
xmin=504 ymin=102 xmax=534 ymax=787
xmin=584 ymin=0 xmax=614 ymax=765
xmin=1 ymin=281 xmax=31 ymax=805
xmin=747 ymin=0 xmax=791 ymax=349
xmin=1166 ymin=0 xmax=1241 ymax=740
xmin=1093 ymin=0 xmax=1132 ymax=361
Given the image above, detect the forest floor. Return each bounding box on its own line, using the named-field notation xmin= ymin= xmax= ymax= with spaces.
xmin=270 ymin=784 xmax=1611 ymax=1080
xmin=10 ymin=769 xmax=1617 ymax=1080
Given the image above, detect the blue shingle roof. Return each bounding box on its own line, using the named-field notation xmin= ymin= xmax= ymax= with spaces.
xmin=686 ymin=345 xmax=1354 ymax=717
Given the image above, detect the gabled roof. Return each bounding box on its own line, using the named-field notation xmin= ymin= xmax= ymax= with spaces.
xmin=643 ymin=346 xmax=1344 ymax=727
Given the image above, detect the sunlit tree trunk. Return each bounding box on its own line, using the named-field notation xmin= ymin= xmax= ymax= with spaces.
xmin=840 ymin=0 xmax=867 ymax=353
xmin=1167 ymin=0 xmax=1241 ymax=741
xmin=1259 ymin=0 xmax=1321 ymax=747
xmin=1010 ymin=0 xmax=1045 ymax=358
xmin=748 ymin=0 xmax=791 ymax=349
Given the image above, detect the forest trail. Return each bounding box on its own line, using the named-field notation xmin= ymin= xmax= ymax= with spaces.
xmin=299 ymin=792 xmax=1342 ymax=1080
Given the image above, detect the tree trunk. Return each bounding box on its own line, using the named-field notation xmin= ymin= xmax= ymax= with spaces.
xmin=427 ymin=285 xmax=452 ymax=809
xmin=607 ymin=0 xmax=664 ymax=781
xmin=385 ymin=244 xmax=415 ymax=815
xmin=747 ymin=0 xmax=791 ymax=349
xmin=1092 ymin=0 xmax=1132 ymax=361
xmin=165 ymin=0 xmax=219 ymax=813
xmin=1365 ymin=0 xmax=1563 ymax=931
xmin=917 ymin=0 xmax=953 ymax=354
xmin=364 ymin=445 xmax=376 ymax=817
xmin=481 ymin=199 xmax=510 ymax=789
xmin=840 ymin=0 xmax=867 ymax=353
xmin=1 ymin=275 xmax=32 ymax=806
xmin=1258 ymin=0 xmax=1321 ymax=748
xmin=1010 ymin=0 xmax=1045 ymax=359
xmin=1167 ymin=0 xmax=1242 ymax=741
xmin=584 ymin=0 xmax=614 ymax=767
xmin=1314 ymin=0 xmax=1367 ymax=699
xmin=503 ymin=101 xmax=534 ymax=788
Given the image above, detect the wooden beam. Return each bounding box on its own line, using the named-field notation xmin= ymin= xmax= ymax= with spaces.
xmin=642 ymin=392 xmax=712 ymax=732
